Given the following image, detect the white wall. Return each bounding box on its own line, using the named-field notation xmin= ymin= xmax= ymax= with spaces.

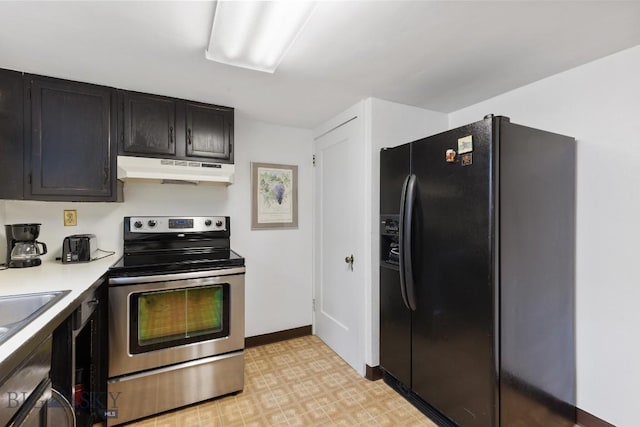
xmin=449 ymin=45 xmax=640 ymax=427
xmin=364 ymin=98 xmax=448 ymax=366
xmin=2 ymin=114 xmax=314 ymax=338
xmin=233 ymin=116 xmax=314 ymax=336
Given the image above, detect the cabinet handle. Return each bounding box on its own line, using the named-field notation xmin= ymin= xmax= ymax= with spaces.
xmin=169 ymin=126 xmax=174 ymax=144
xmin=103 ymin=167 xmax=108 ymax=185
xmin=187 ymin=128 xmax=192 ymax=145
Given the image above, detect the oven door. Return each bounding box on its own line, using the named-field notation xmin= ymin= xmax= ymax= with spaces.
xmin=108 ymin=267 xmax=244 ymax=378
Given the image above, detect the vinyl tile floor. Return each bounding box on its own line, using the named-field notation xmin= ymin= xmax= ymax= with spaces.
xmin=124 ymin=335 xmax=435 ymax=426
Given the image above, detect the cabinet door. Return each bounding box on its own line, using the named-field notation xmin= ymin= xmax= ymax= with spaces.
xmin=0 ymin=69 xmax=24 ymax=199
xmin=122 ymin=92 xmax=176 ymax=155
xmin=185 ymin=102 xmax=233 ymax=162
xmin=28 ymin=77 xmax=117 ymax=200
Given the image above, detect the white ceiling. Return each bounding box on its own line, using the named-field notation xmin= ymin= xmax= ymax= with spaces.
xmin=0 ymin=1 xmax=639 ymax=129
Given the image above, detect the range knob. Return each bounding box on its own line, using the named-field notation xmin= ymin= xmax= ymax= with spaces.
xmin=148 ymin=220 xmax=157 ymax=228
xmin=133 ymin=221 xmax=143 ymax=229
xmin=204 ymin=219 xmax=212 ymax=226
xmin=215 ymin=220 xmax=223 ymax=227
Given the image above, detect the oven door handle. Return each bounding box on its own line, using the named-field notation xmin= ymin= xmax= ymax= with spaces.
xmin=109 ymin=266 xmax=246 ymax=285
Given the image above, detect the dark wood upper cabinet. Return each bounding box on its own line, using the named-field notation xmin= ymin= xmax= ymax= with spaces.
xmin=185 ymin=102 xmax=233 ymax=162
xmin=0 ymin=67 xmax=235 ymax=202
xmin=119 ymin=91 xmax=233 ymax=164
xmin=26 ymin=76 xmax=119 ymax=201
xmin=122 ymin=92 xmax=176 ymax=156
xmin=0 ymin=69 xmax=24 ymax=200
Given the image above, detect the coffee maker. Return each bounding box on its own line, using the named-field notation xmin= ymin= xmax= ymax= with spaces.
xmin=5 ymin=224 xmax=48 ymax=268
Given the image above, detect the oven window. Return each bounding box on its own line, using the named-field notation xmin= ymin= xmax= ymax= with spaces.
xmin=129 ymin=284 xmax=230 ymax=354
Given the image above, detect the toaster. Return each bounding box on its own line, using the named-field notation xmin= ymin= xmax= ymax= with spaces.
xmin=62 ymin=234 xmax=96 ymax=263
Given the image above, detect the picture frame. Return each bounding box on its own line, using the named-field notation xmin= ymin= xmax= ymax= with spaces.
xmin=251 ymin=162 xmax=298 ymax=230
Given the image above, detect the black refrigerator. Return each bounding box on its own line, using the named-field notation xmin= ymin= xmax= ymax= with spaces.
xmin=379 ymin=115 xmax=576 ymax=426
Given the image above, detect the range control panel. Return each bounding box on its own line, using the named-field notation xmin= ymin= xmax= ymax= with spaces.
xmin=126 ymin=216 xmax=227 ymax=233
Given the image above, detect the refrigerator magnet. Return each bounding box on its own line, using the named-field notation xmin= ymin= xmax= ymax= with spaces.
xmin=461 ymin=153 xmax=473 ymax=166
xmin=445 ymin=149 xmax=457 ymax=163
xmin=458 ymin=135 xmax=473 ymax=154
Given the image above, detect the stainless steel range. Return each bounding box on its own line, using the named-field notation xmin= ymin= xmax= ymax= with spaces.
xmin=107 ymin=216 xmax=245 ymax=426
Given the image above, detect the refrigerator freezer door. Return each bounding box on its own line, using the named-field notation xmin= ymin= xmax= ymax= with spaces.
xmin=380 ymin=265 xmax=412 ymax=386
xmin=411 ymin=119 xmax=497 ymax=427
xmin=379 ymin=143 xmax=411 ymax=386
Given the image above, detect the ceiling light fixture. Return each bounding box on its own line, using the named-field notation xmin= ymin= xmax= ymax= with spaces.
xmin=206 ymin=1 xmax=317 ymax=73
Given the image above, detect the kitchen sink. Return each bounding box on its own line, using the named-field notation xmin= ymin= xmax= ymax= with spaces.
xmin=0 ymin=290 xmax=70 ymax=345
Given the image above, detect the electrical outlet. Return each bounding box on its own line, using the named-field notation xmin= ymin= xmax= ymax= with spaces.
xmin=64 ymin=209 xmax=77 ymax=226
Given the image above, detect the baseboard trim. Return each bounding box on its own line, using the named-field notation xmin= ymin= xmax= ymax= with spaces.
xmin=577 ymin=408 xmax=615 ymax=427
xmin=365 ymin=365 xmax=383 ymax=381
xmin=245 ymin=325 xmax=312 ymax=348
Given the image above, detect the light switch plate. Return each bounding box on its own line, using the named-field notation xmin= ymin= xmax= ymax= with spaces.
xmin=64 ymin=209 xmax=77 ymax=226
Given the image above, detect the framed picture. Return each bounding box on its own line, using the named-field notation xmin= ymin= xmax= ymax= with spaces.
xmin=251 ymin=162 xmax=298 ymax=229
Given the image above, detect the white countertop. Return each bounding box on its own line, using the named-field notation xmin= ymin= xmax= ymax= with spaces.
xmin=0 ymin=255 xmax=118 ymax=363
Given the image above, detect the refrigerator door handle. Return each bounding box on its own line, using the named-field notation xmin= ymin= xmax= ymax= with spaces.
xmin=398 ymin=175 xmax=410 ymax=310
xmin=403 ymin=174 xmax=417 ymax=311
xmin=399 ymin=174 xmax=416 ymax=311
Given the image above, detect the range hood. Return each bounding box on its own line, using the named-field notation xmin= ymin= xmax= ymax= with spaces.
xmin=117 ymin=156 xmax=234 ymax=185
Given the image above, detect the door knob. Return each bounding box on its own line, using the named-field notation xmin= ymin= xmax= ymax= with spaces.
xmin=345 ymin=254 xmax=354 ymax=271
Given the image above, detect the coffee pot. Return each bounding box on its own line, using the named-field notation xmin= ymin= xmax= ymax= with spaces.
xmin=5 ymin=224 xmax=48 ymax=268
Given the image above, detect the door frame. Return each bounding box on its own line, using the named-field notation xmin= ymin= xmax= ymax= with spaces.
xmin=312 ymin=102 xmax=369 ymax=376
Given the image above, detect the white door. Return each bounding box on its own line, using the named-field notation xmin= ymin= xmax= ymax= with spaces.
xmin=314 ymin=116 xmax=365 ymax=375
